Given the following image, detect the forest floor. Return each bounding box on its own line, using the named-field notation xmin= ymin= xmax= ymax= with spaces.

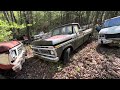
xmin=0 ymin=37 xmax=120 ymax=79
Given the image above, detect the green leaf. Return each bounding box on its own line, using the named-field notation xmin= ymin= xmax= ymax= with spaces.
xmin=27 ymin=24 xmax=32 ymax=26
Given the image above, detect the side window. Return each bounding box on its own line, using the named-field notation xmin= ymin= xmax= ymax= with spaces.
xmin=66 ymin=26 xmax=72 ymax=34
xmin=61 ymin=27 xmax=66 ymax=34
xmin=73 ymin=25 xmax=79 ymax=34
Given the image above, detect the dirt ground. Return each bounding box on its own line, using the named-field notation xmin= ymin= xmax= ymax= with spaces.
xmin=0 ymin=38 xmax=120 ymax=79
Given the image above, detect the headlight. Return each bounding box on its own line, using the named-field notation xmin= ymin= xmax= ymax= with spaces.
xmin=10 ymin=50 xmax=17 ymax=63
xmin=50 ymin=50 xmax=55 ymax=55
xmin=11 ymin=50 xmax=17 ymax=58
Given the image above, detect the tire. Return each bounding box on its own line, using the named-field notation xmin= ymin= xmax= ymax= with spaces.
xmin=88 ymin=34 xmax=92 ymax=41
xmin=62 ymin=48 xmax=71 ymax=64
xmin=86 ymin=34 xmax=92 ymax=43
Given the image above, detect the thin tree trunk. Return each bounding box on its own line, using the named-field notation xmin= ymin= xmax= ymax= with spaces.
xmin=23 ymin=11 xmax=30 ymax=40
xmin=10 ymin=11 xmax=20 ymax=34
xmin=3 ymin=11 xmax=14 ymax=33
xmin=20 ymin=11 xmax=23 ymax=24
xmin=3 ymin=11 xmax=10 ymax=23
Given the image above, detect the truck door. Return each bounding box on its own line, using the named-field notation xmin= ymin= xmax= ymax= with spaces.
xmin=83 ymin=29 xmax=91 ymax=43
xmin=73 ymin=25 xmax=84 ymax=49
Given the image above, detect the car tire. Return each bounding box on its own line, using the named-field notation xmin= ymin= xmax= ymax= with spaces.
xmin=63 ymin=48 xmax=71 ymax=65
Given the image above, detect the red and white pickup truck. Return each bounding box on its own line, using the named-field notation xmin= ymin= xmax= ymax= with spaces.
xmin=0 ymin=40 xmax=26 ymax=72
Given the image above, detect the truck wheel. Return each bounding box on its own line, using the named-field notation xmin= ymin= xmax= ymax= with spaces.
xmin=63 ymin=48 xmax=71 ymax=64
xmin=89 ymin=34 xmax=92 ymax=40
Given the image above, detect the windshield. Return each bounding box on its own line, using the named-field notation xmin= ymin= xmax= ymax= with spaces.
xmin=52 ymin=25 xmax=73 ymax=36
xmin=103 ymin=16 xmax=120 ymax=28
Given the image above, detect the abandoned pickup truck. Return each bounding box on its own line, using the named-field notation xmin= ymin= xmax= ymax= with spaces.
xmin=0 ymin=40 xmax=26 ymax=72
xmin=31 ymin=23 xmax=93 ymax=64
xmin=98 ymin=16 xmax=120 ymax=45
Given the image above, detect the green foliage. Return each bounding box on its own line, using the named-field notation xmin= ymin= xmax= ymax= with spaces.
xmin=0 ymin=19 xmax=26 ymax=42
xmin=1 ymin=11 xmax=120 ymax=42
xmin=27 ymin=24 xmax=32 ymax=26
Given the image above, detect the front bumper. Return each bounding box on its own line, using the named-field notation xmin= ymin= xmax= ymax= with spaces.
xmin=98 ymin=38 xmax=120 ymax=45
xmin=34 ymin=53 xmax=59 ymax=62
xmin=12 ymin=57 xmax=25 ymax=72
xmin=98 ymin=39 xmax=112 ymax=44
xmin=12 ymin=50 xmax=26 ymax=72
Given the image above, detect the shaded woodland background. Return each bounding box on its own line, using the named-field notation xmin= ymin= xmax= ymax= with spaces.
xmin=0 ymin=11 xmax=120 ymax=42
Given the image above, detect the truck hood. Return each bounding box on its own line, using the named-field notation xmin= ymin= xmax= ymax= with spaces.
xmin=99 ymin=25 xmax=120 ymax=34
xmin=32 ymin=35 xmax=74 ymax=46
xmin=0 ymin=40 xmax=20 ymax=53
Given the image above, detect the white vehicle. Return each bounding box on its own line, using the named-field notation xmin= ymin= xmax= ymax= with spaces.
xmin=98 ymin=16 xmax=120 ymax=45
xmin=34 ymin=31 xmax=44 ymax=40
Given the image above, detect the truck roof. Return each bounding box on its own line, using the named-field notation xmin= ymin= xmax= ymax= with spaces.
xmin=53 ymin=23 xmax=79 ymax=30
xmin=0 ymin=40 xmax=20 ymax=53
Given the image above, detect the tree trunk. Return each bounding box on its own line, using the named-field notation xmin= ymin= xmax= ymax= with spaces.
xmin=3 ymin=11 xmax=14 ymax=34
xmin=3 ymin=11 xmax=10 ymax=23
xmin=20 ymin=11 xmax=23 ymax=24
xmin=60 ymin=11 xmax=63 ymax=24
xmin=23 ymin=11 xmax=30 ymax=40
xmin=10 ymin=11 xmax=20 ymax=34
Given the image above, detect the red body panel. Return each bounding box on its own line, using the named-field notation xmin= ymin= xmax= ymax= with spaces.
xmin=0 ymin=64 xmax=14 ymax=70
xmin=46 ymin=35 xmax=68 ymax=40
xmin=0 ymin=40 xmax=20 ymax=53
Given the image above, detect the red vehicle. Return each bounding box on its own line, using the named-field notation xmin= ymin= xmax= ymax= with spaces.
xmin=0 ymin=40 xmax=26 ymax=72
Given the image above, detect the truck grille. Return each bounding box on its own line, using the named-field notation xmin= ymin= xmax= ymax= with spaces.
xmin=17 ymin=45 xmax=23 ymax=56
xmin=33 ymin=48 xmax=50 ymax=55
xmin=39 ymin=49 xmax=50 ymax=55
xmin=34 ymin=48 xmax=39 ymax=52
xmin=105 ymin=33 xmax=120 ymax=39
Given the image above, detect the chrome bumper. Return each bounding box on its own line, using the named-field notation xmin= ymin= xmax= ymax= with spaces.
xmin=12 ymin=58 xmax=25 ymax=72
xmin=34 ymin=53 xmax=59 ymax=62
xmin=98 ymin=38 xmax=120 ymax=45
xmin=12 ymin=50 xmax=26 ymax=72
xmin=98 ymin=39 xmax=112 ymax=44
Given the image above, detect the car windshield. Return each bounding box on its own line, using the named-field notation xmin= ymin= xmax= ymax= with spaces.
xmin=52 ymin=25 xmax=73 ymax=36
xmin=103 ymin=16 xmax=120 ymax=28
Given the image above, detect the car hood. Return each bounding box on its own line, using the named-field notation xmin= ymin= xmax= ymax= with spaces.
xmin=32 ymin=35 xmax=74 ymax=46
xmin=99 ymin=25 xmax=120 ymax=34
xmin=0 ymin=40 xmax=20 ymax=53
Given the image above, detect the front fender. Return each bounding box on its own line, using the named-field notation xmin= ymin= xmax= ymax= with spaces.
xmin=55 ymin=43 xmax=73 ymax=59
xmin=63 ymin=44 xmax=73 ymax=51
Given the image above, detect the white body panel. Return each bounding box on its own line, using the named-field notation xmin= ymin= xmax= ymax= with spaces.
xmin=99 ymin=25 xmax=120 ymax=34
xmin=45 ymin=35 xmax=75 ymax=45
